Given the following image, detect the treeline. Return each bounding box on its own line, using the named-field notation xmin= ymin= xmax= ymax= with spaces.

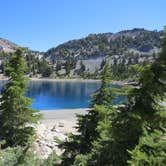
xmin=0 ymin=50 xmax=53 ymax=78
xmin=111 ymin=51 xmax=157 ymax=80
xmin=26 ymin=54 xmax=53 ymax=77
xmin=0 ymin=48 xmax=159 ymax=80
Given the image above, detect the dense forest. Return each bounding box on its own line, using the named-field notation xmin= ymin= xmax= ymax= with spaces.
xmin=0 ymin=50 xmax=53 ymax=78
xmin=0 ymin=28 xmax=165 ymax=165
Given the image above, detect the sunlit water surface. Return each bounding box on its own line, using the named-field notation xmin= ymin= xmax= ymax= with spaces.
xmin=0 ymin=80 xmax=126 ymax=110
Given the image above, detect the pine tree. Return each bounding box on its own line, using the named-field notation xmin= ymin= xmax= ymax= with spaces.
xmin=84 ymin=28 xmax=166 ymax=166
xmin=0 ymin=48 xmax=41 ymax=147
xmin=60 ymin=62 xmax=113 ymax=165
xmin=127 ymin=27 xmax=166 ymax=165
xmin=100 ymin=59 xmax=106 ymax=70
xmin=92 ymin=62 xmax=113 ymax=106
xmin=128 ymin=129 xmax=166 ymax=166
xmin=56 ymin=61 xmax=62 ymax=72
xmin=102 ymin=28 xmax=166 ymax=165
xmin=65 ymin=59 xmax=72 ymax=76
xmin=83 ymin=104 xmax=115 ymax=166
xmin=79 ymin=61 xmax=86 ymax=76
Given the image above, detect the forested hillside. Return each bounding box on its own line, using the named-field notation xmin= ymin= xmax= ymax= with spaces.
xmin=45 ymin=28 xmax=162 ymax=60
xmin=44 ymin=28 xmax=163 ymax=79
xmin=0 ymin=28 xmax=163 ymax=80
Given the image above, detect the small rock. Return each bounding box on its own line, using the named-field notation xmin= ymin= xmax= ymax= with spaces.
xmin=51 ymin=125 xmax=57 ymax=131
xmin=58 ymin=122 xmax=64 ymax=127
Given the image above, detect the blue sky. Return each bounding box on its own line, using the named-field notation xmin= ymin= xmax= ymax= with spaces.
xmin=0 ymin=0 xmax=165 ymax=51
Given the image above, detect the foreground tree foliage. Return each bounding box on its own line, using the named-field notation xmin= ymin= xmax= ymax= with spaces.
xmin=98 ymin=28 xmax=166 ymax=166
xmin=0 ymin=48 xmax=41 ymax=147
xmin=0 ymin=143 xmax=60 ymax=166
xmin=42 ymin=151 xmax=61 ymax=166
xmin=91 ymin=28 xmax=166 ymax=166
xmin=60 ymin=62 xmax=115 ymax=165
xmin=127 ymin=28 xmax=166 ymax=165
xmin=60 ymin=28 xmax=166 ymax=166
xmin=0 ymin=145 xmax=42 ymax=166
xmin=128 ymin=129 xmax=166 ymax=165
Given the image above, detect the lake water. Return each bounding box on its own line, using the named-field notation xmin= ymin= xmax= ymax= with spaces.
xmin=0 ymin=80 xmax=125 ymax=110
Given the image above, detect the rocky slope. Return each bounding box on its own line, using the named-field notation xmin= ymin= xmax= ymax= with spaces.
xmin=45 ymin=28 xmax=162 ymax=60
xmin=0 ymin=28 xmax=163 ymax=79
xmin=33 ymin=123 xmax=67 ymax=159
xmin=0 ymin=37 xmax=18 ymax=53
xmin=44 ymin=28 xmax=163 ymax=78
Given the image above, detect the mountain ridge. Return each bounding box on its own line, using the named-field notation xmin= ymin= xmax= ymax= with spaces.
xmin=45 ymin=28 xmax=162 ymax=61
xmin=0 ymin=28 xmax=163 ymax=55
xmin=0 ymin=28 xmax=163 ymax=79
xmin=0 ymin=37 xmax=18 ymax=53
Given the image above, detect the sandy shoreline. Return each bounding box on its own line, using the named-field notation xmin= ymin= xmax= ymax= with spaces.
xmin=30 ymin=77 xmax=100 ymax=82
xmin=30 ymin=78 xmax=129 ymax=85
xmin=0 ymin=76 xmax=100 ymax=82
xmin=0 ymin=76 xmax=128 ymax=86
xmin=40 ymin=108 xmax=89 ymax=134
xmin=30 ymin=78 xmax=128 ymax=85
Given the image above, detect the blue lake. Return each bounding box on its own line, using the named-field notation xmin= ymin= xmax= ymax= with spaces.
xmin=0 ymin=80 xmax=126 ymax=110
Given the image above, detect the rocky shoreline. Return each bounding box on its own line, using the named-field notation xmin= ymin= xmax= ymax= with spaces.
xmin=33 ymin=109 xmax=88 ymax=159
xmin=33 ymin=123 xmax=67 ymax=159
xmin=0 ymin=76 xmax=129 ymax=86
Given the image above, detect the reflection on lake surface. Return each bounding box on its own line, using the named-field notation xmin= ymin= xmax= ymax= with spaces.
xmin=0 ymin=80 xmax=126 ymax=110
